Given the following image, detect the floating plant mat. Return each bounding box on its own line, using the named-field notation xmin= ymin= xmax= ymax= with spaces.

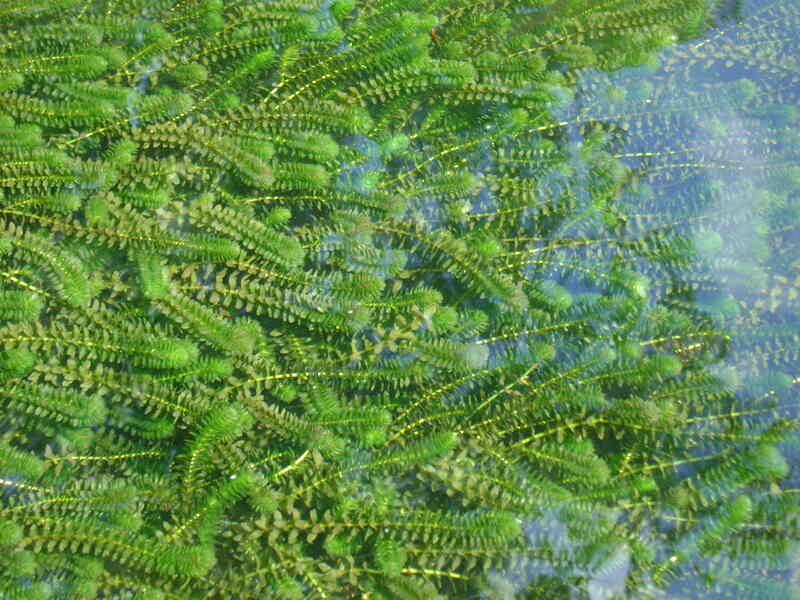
xmin=0 ymin=1 xmax=797 ymax=599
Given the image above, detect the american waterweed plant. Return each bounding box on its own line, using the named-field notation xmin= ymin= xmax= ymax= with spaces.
xmin=0 ymin=0 xmax=798 ymax=599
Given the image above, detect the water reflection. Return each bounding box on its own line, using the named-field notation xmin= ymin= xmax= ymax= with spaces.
xmin=560 ymin=0 xmax=799 ymax=596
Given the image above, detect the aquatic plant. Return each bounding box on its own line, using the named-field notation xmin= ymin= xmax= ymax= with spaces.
xmin=0 ymin=1 xmax=797 ymax=598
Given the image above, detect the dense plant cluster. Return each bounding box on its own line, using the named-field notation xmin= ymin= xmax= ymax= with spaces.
xmin=0 ymin=0 xmax=797 ymax=599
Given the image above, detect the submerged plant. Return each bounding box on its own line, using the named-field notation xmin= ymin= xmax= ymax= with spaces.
xmin=0 ymin=1 xmax=797 ymax=599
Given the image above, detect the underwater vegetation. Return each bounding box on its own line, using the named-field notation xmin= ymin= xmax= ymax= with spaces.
xmin=0 ymin=0 xmax=798 ymax=598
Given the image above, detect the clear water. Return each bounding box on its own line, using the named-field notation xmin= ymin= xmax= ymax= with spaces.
xmin=0 ymin=1 xmax=797 ymax=599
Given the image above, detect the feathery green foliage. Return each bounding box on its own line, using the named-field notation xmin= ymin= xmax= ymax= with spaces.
xmin=0 ymin=0 xmax=798 ymax=599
